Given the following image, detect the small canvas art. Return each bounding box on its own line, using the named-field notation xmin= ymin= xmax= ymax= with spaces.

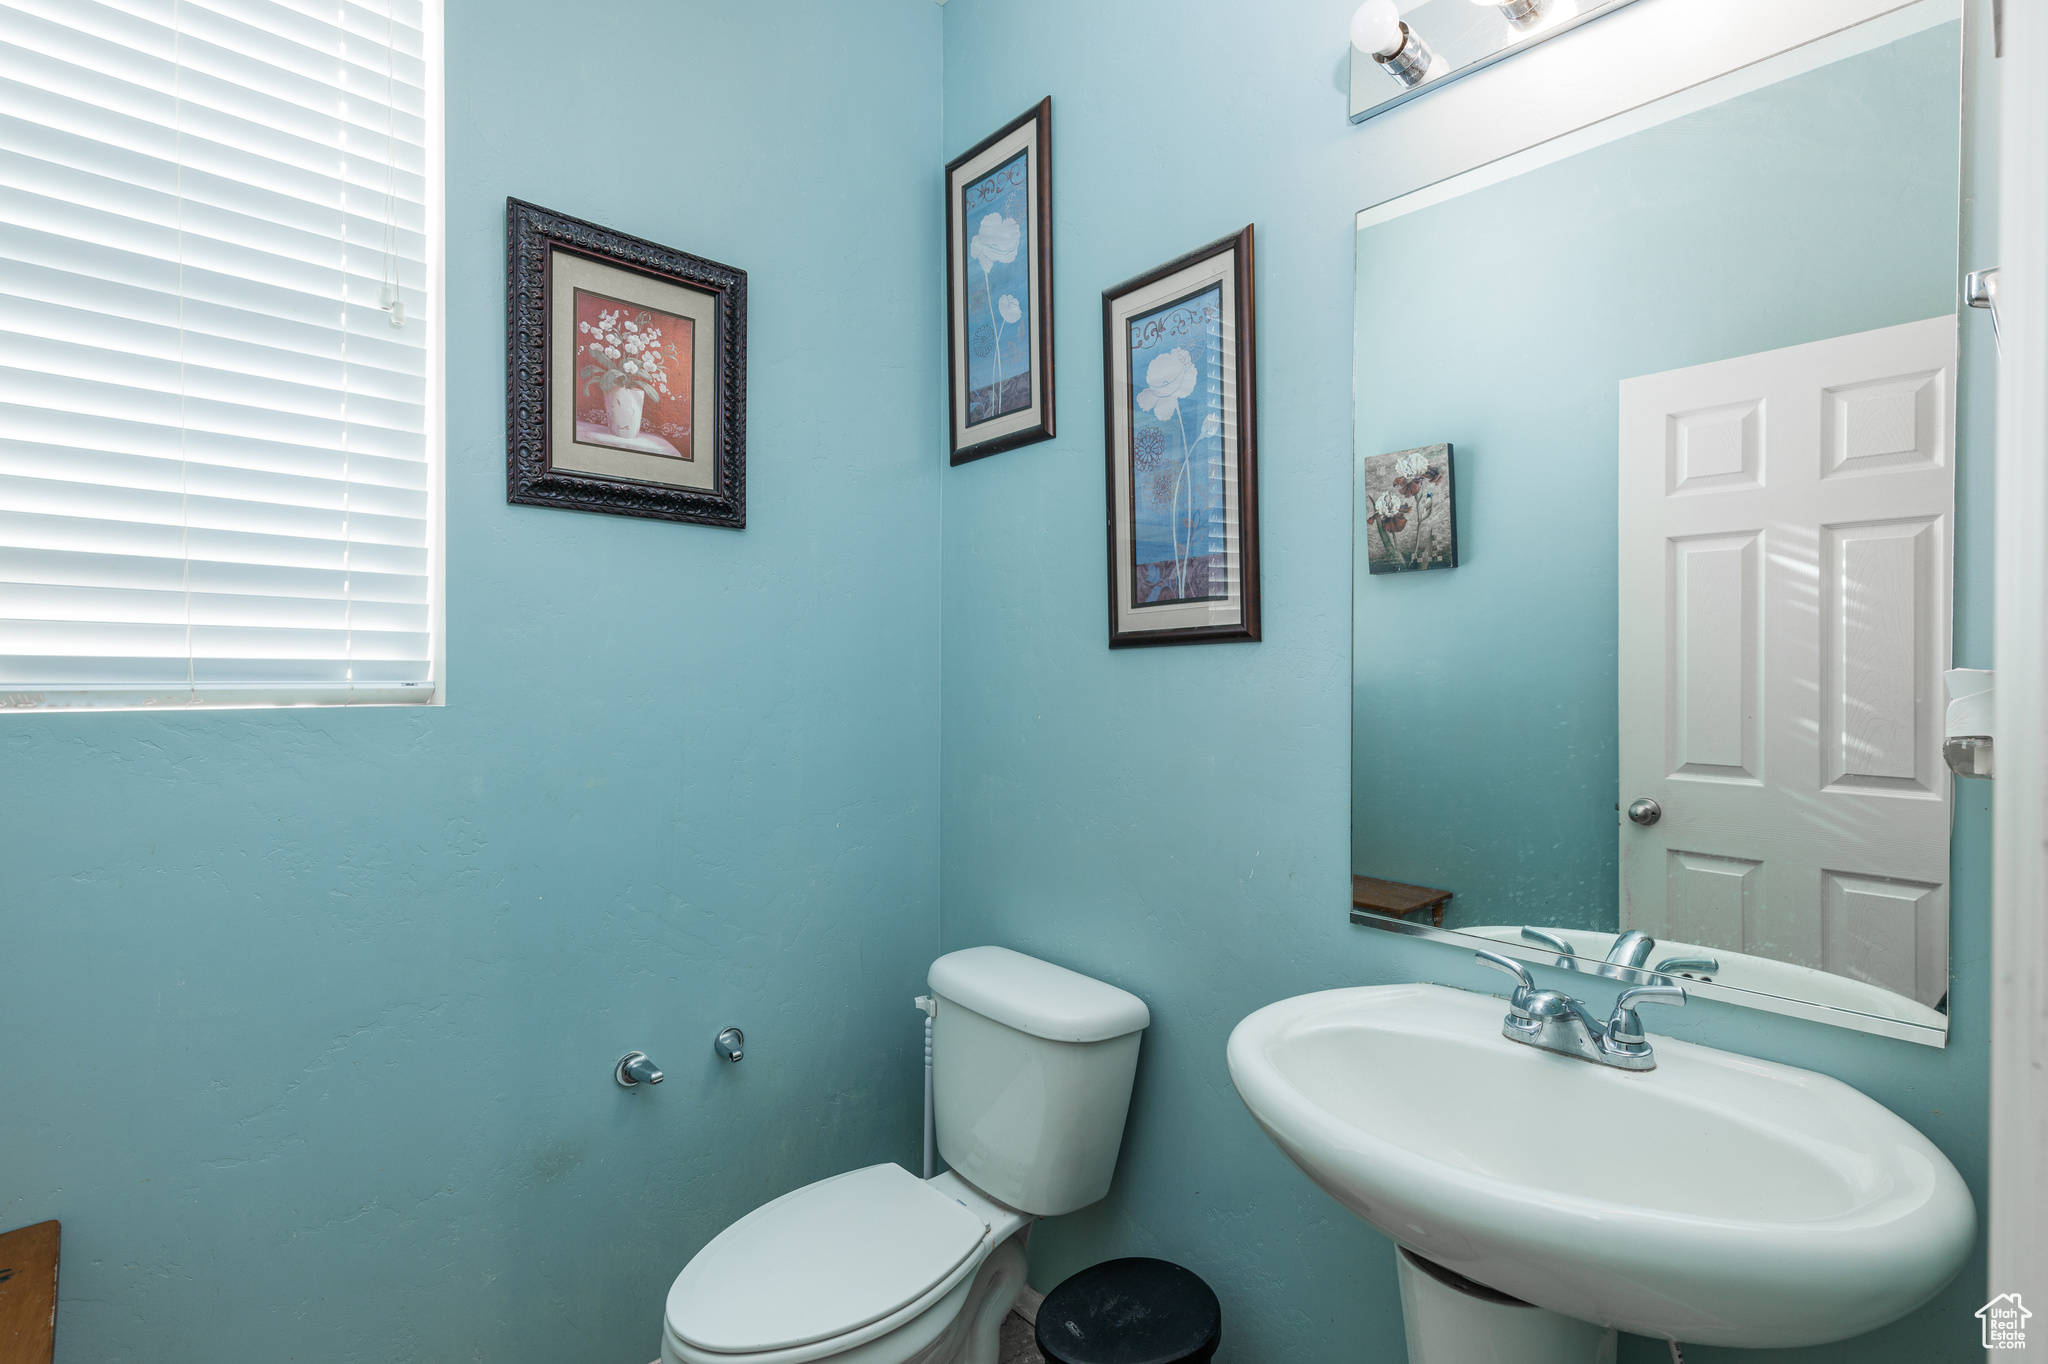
xmin=573 ymin=289 xmax=694 ymax=460
xmin=961 ymin=153 xmax=1031 ymax=427
xmin=1127 ymin=285 xmax=1226 ymax=606
xmin=1361 ymin=443 xmax=1457 ymax=574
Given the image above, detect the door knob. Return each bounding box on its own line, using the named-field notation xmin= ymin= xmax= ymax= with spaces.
xmin=1627 ymin=798 xmax=1662 ymax=826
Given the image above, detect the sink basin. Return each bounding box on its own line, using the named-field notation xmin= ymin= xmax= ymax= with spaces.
xmin=1226 ymin=983 xmax=1974 ymax=1348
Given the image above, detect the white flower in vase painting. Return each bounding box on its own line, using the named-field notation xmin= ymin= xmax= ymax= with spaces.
xmin=573 ymin=293 xmax=694 ymax=460
xmin=999 ymin=294 xmax=1021 ymax=325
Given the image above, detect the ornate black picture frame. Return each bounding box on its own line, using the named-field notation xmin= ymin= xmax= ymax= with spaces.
xmin=506 ymin=198 xmax=746 ymax=527
xmin=946 ymin=98 xmax=1055 ymax=465
xmin=1101 ymin=226 xmax=1260 ymax=647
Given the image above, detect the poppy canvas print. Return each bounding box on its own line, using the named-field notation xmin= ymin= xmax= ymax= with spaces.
xmin=1102 ymin=226 xmax=1260 ymax=647
xmin=961 ymin=157 xmax=1029 ymax=426
xmin=946 ymin=98 xmax=1055 ymax=464
xmin=1360 ymin=443 xmax=1457 ymax=573
xmin=1127 ymin=285 xmax=1226 ymax=606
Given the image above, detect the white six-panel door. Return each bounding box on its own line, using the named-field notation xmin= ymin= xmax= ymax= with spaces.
xmin=1618 ymin=317 xmax=1956 ymax=1006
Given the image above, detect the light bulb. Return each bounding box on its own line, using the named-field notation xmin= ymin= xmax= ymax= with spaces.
xmin=1351 ymin=0 xmax=1405 ymax=57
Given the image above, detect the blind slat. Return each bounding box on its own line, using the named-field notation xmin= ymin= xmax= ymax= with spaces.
xmin=0 ymin=545 xmax=428 ymax=603
xmin=1 ymin=581 xmax=428 ymax=632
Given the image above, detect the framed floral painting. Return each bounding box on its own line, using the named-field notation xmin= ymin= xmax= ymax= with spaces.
xmin=1360 ymin=443 xmax=1457 ymax=573
xmin=1102 ymin=226 xmax=1260 ymax=648
xmin=506 ymin=198 xmax=746 ymax=527
xmin=946 ymin=98 xmax=1055 ymax=465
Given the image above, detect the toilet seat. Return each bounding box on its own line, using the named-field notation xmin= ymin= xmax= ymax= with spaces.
xmin=665 ymin=1165 xmax=1005 ymax=1364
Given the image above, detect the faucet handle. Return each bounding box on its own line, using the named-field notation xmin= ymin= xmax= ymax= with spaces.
xmin=1607 ymin=984 xmax=1686 ymax=1045
xmin=1474 ymin=950 xmax=1536 ymax=1009
xmin=1520 ymin=927 xmax=1581 ymax=970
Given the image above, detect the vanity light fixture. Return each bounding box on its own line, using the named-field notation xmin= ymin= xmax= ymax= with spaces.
xmin=1350 ymin=0 xmax=1641 ymax=124
xmin=1467 ymin=0 xmax=1583 ymax=35
xmin=1473 ymin=0 xmax=1544 ymax=30
xmin=1352 ymin=0 xmax=1441 ymax=89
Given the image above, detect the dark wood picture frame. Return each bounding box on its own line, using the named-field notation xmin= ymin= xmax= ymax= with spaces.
xmin=946 ymin=98 xmax=1055 ymax=465
xmin=1102 ymin=225 xmax=1260 ymax=648
xmin=506 ymin=197 xmax=747 ymax=528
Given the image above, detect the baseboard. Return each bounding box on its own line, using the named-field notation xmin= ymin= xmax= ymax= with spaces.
xmin=1012 ymin=1283 xmax=1045 ymax=1326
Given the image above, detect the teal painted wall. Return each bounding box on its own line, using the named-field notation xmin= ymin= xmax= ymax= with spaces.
xmin=939 ymin=4 xmax=1995 ymax=1364
xmin=0 ymin=3 xmax=943 ymax=1361
xmin=0 ymin=3 xmax=2003 ymax=1363
xmin=1352 ymin=25 xmax=1962 ymax=936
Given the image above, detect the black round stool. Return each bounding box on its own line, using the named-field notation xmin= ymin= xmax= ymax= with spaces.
xmin=1034 ymin=1257 xmax=1221 ymax=1364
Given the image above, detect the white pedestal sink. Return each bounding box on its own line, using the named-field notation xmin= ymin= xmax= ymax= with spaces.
xmin=1226 ymin=983 xmax=1975 ymax=1350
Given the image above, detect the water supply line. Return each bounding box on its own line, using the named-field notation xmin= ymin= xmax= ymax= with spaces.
xmin=915 ymin=995 xmax=937 ymax=1178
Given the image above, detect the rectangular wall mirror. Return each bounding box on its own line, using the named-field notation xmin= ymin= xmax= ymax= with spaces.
xmin=1350 ymin=0 xmax=1967 ymax=1045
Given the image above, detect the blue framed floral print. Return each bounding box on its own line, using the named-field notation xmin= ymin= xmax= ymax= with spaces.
xmin=946 ymin=99 xmax=1055 ymax=464
xmin=1103 ymin=226 xmax=1260 ymax=647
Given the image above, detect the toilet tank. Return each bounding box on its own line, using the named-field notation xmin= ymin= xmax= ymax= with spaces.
xmin=928 ymin=946 xmax=1150 ymax=1217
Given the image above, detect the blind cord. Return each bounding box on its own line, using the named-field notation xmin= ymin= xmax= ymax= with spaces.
xmin=173 ymin=0 xmax=193 ymax=705
xmin=379 ymin=0 xmax=404 ymax=328
xmin=339 ymin=5 xmax=353 ymax=699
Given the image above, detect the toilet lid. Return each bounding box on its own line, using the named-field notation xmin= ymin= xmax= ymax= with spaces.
xmin=667 ymin=1164 xmax=990 ymax=1354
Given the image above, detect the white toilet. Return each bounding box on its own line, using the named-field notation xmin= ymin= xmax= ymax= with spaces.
xmin=659 ymin=946 xmax=1151 ymax=1364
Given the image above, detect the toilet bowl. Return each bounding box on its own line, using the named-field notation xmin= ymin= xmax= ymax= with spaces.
xmin=659 ymin=948 xmax=1150 ymax=1364
xmin=662 ymin=1167 xmax=1030 ymax=1364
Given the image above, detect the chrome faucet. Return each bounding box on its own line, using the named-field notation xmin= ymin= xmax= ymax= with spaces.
xmin=1605 ymin=929 xmax=1657 ymax=970
xmin=1475 ymin=950 xmax=1685 ymax=1071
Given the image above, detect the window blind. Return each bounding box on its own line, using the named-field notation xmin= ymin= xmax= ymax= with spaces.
xmin=0 ymin=0 xmax=440 ymax=709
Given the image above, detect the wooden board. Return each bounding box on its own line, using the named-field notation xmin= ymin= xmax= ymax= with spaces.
xmin=1352 ymin=875 xmax=1452 ymax=928
xmin=0 ymin=1221 xmax=58 ymax=1364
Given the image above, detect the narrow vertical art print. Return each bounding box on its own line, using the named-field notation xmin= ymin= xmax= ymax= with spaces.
xmin=947 ymin=99 xmax=1055 ymax=464
xmin=1360 ymin=443 xmax=1457 ymax=573
xmin=1103 ymin=227 xmax=1260 ymax=647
